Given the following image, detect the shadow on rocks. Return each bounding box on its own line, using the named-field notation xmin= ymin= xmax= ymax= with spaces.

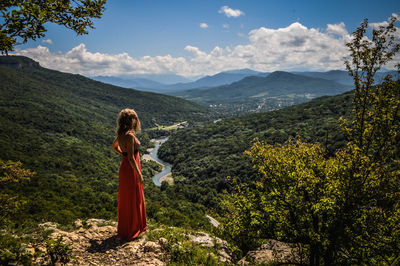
xmin=87 ymin=236 xmax=129 ymax=253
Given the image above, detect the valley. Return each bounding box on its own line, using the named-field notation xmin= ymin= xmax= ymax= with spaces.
xmin=1 ymin=53 xmax=398 ymax=265
xmin=0 ymin=55 xmax=355 ymax=231
xmin=0 ymin=55 xmax=210 ymax=227
xmin=1 ymin=2 xmax=398 ymax=263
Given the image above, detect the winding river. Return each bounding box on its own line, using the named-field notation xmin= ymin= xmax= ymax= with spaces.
xmin=148 ymin=137 xmax=172 ymax=186
xmin=147 ymin=137 xmax=221 ymax=228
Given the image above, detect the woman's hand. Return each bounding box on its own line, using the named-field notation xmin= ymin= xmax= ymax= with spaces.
xmin=138 ymin=174 xmax=144 ymax=184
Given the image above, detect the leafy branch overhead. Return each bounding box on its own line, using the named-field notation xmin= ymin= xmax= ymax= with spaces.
xmin=0 ymin=0 xmax=106 ymax=54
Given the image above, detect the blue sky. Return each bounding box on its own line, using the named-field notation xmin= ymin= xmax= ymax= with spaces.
xmin=14 ymin=0 xmax=400 ymax=78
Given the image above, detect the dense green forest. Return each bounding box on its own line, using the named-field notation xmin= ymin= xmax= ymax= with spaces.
xmin=0 ymin=56 xmax=210 ymax=229
xmin=158 ymin=91 xmax=354 ymax=210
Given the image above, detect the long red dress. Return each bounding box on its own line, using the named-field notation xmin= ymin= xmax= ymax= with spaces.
xmin=117 ymin=150 xmax=147 ymax=240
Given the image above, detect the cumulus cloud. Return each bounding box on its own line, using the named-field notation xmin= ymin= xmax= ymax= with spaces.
xmin=42 ymin=39 xmax=53 ymax=44
xmin=219 ymin=6 xmax=244 ymax=18
xmin=200 ymin=23 xmax=208 ymax=29
xmin=370 ymin=21 xmax=390 ymax=29
xmin=370 ymin=13 xmax=399 ymax=31
xmin=368 ymin=14 xmax=400 ymax=69
xmin=327 ymin=22 xmax=348 ymax=36
xmin=223 ymin=23 xmax=229 ymax=29
xmin=14 ymin=20 xmax=398 ymax=77
xmin=14 ymin=44 xmax=189 ymax=76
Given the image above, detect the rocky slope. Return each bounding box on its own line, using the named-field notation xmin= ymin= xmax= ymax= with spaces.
xmin=25 ymin=219 xmax=296 ymax=265
xmin=33 ymin=219 xmax=232 ymax=265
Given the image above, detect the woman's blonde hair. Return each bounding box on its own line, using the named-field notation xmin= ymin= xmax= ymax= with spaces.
xmin=116 ymin=108 xmax=141 ymax=135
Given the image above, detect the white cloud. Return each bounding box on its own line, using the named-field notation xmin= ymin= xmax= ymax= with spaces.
xmin=42 ymin=39 xmax=53 ymax=45
xmin=200 ymin=23 xmax=208 ymax=29
xmin=370 ymin=21 xmax=390 ymax=29
xmin=184 ymin=45 xmax=207 ymax=57
xmin=368 ymin=14 xmax=400 ymax=69
xmin=223 ymin=24 xmax=229 ymax=29
xmin=14 ymin=44 xmax=189 ymax=76
xmin=13 ymin=20 xmax=399 ymax=77
xmin=219 ymin=6 xmax=244 ymax=18
xmin=327 ymin=22 xmax=348 ymax=36
xmin=370 ymin=13 xmax=399 ymax=29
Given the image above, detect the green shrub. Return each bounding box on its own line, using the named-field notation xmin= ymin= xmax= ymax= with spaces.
xmin=45 ymin=237 xmax=73 ymax=265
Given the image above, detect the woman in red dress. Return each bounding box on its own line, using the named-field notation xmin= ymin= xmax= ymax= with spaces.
xmin=112 ymin=108 xmax=147 ymax=240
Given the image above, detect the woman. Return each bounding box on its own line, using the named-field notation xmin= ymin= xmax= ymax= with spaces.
xmin=112 ymin=108 xmax=147 ymax=240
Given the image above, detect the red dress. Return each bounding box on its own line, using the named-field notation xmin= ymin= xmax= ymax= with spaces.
xmin=117 ymin=150 xmax=147 ymax=240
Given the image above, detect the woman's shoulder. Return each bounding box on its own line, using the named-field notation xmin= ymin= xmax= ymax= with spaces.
xmin=118 ymin=131 xmax=134 ymax=138
xmin=119 ymin=132 xmax=139 ymax=144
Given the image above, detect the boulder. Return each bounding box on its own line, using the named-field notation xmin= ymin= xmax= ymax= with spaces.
xmin=238 ymin=239 xmax=298 ymax=265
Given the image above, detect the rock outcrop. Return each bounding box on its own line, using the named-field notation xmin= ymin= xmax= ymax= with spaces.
xmin=30 ymin=220 xmax=301 ymax=265
xmin=238 ymin=239 xmax=298 ymax=265
xmin=35 ymin=219 xmax=232 ymax=265
xmin=40 ymin=219 xmax=164 ymax=265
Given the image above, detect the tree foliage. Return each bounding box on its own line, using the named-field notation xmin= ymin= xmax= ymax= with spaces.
xmin=0 ymin=0 xmax=106 ymax=53
xmin=225 ymin=16 xmax=400 ymax=265
xmin=0 ymin=160 xmax=34 ymax=226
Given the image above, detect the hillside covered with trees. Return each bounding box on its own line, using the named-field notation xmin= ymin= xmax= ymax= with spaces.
xmin=1 ymin=5 xmax=399 ymax=263
xmin=158 ymin=91 xmax=353 ymax=209
xmin=0 ymin=55 xmax=209 ymax=227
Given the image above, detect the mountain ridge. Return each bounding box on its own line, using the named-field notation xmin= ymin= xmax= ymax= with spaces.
xmin=178 ymin=70 xmax=352 ymax=100
xmin=170 ymin=70 xmax=353 ymax=115
xmin=91 ymin=75 xmax=164 ymax=92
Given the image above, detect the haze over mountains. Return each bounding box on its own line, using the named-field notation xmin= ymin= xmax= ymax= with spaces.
xmin=91 ymin=75 xmax=165 ymax=92
xmin=92 ymin=68 xmax=266 ymax=93
xmin=92 ymin=68 xmax=398 ymax=96
xmin=171 ymin=71 xmax=353 ymax=115
xmin=176 ymin=71 xmax=351 ymax=100
xmin=89 ymin=67 xmax=398 ymax=116
xmin=293 ymin=70 xmax=399 ymax=86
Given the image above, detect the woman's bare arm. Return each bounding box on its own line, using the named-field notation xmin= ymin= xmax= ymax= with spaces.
xmin=112 ymin=137 xmax=123 ymax=155
xmin=126 ymin=134 xmax=144 ymax=184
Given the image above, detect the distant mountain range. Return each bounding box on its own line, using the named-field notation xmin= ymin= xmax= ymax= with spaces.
xmin=293 ymin=70 xmax=354 ymax=86
xmin=92 ymin=69 xmax=398 ymax=96
xmin=89 ymin=68 xmax=399 ymax=116
xmin=92 ymin=69 xmax=266 ymax=93
xmin=158 ymin=69 xmax=266 ymax=92
xmin=293 ymin=70 xmax=399 ymax=86
xmin=178 ymin=71 xmax=351 ymax=99
xmin=169 ymin=71 xmax=353 ymax=115
xmin=91 ymin=76 xmax=164 ymax=92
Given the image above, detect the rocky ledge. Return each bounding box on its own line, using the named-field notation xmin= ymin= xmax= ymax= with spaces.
xmin=34 ymin=219 xmax=232 ymax=265
xmin=29 ymin=219 xmax=297 ymax=265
